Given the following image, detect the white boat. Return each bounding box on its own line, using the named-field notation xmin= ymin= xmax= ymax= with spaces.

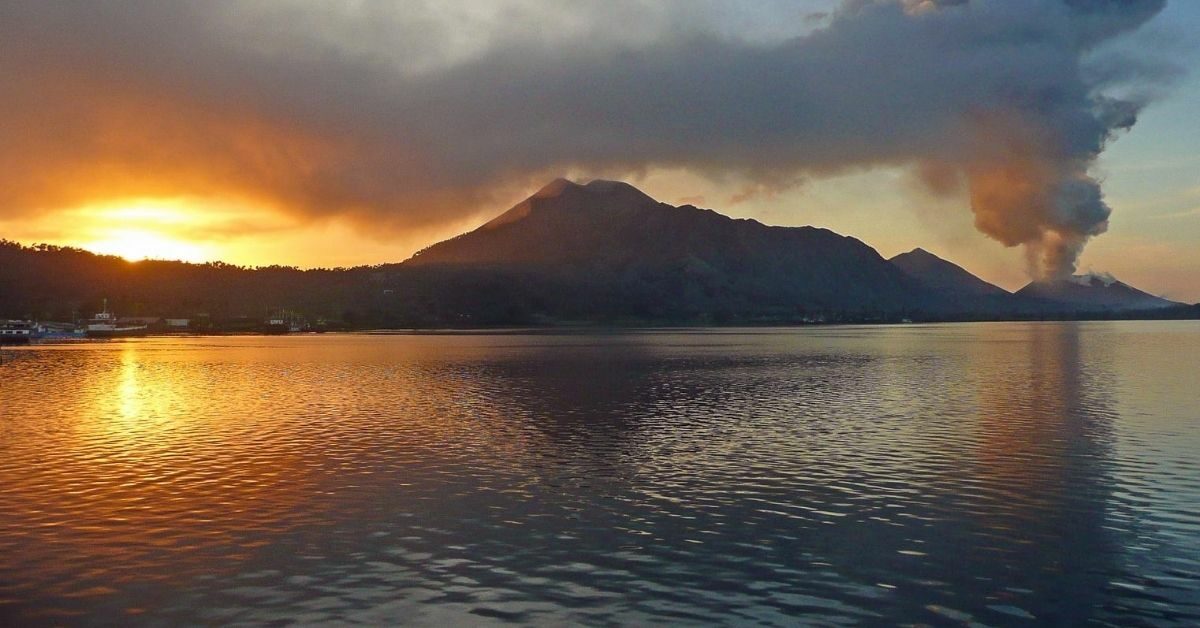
xmin=264 ymin=316 xmax=289 ymax=334
xmin=264 ymin=310 xmax=306 ymax=334
xmin=86 ymin=300 xmax=148 ymax=338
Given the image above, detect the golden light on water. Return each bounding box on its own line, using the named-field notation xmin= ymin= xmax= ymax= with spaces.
xmin=118 ymin=348 xmax=141 ymax=421
xmin=104 ymin=344 xmax=180 ymax=444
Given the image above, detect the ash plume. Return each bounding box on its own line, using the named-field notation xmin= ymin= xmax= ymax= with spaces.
xmin=0 ymin=0 xmax=1172 ymax=275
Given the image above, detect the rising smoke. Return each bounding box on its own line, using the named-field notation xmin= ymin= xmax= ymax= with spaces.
xmin=0 ymin=0 xmax=1172 ymax=276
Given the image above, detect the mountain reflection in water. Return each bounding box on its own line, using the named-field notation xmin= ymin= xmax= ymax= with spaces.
xmin=1 ymin=322 xmax=1197 ymax=625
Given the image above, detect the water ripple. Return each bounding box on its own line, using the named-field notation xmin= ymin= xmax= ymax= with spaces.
xmin=1 ymin=322 xmax=1198 ymax=625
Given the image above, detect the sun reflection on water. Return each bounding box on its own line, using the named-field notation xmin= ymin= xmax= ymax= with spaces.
xmin=0 ymin=329 xmax=1197 ymax=625
xmin=94 ymin=344 xmax=181 ymax=445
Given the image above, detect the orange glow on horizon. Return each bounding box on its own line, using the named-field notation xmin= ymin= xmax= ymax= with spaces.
xmin=70 ymin=199 xmax=216 ymax=263
xmin=83 ymin=228 xmax=210 ymax=263
xmin=0 ymin=195 xmax=475 ymax=270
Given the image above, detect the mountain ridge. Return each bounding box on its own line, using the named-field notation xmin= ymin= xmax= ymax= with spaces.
xmin=403 ymin=178 xmax=1183 ymax=319
xmin=2 ymin=178 xmax=1192 ymax=326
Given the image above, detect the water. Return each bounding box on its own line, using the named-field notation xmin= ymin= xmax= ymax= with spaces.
xmin=1 ymin=322 xmax=1198 ymax=625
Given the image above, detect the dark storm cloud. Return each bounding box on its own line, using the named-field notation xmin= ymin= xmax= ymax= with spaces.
xmin=0 ymin=0 xmax=1170 ymax=276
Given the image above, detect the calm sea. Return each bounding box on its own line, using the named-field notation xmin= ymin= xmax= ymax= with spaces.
xmin=1 ymin=322 xmax=1198 ymax=625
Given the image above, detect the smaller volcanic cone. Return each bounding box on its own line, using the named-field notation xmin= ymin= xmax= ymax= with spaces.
xmin=1016 ymin=272 xmax=1182 ymax=311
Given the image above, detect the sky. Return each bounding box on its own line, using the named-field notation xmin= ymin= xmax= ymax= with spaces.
xmin=1 ymin=0 xmax=1197 ymax=301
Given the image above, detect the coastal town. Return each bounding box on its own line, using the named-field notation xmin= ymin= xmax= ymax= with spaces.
xmin=0 ymin=304 xmax=330 ymax=344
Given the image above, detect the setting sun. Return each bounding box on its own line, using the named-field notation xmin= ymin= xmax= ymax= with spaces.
xmin=69 ymin=200 xmax=212 ymax=262
xmin=83 ymin=228 xmax=209 ymax=263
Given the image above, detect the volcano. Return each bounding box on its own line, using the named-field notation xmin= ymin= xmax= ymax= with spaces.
xmin=1016 ymin=273 xmax=1182 ymax=311
xmin=403 ymin=178 xmax=934 ymax=318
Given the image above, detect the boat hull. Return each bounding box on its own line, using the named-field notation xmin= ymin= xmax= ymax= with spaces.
xmin=1 ymin=324 xmax=42 ymax=344
xmin=85 ymin=327 xmax=149 ymax=339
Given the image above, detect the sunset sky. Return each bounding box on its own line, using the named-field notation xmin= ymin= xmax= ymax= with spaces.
xmin=2 ymin=0 xmax=1197 ymax=301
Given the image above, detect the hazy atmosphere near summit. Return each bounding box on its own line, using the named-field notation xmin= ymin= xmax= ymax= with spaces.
xmin=2 ymin=1 xmax=1199 ymax=626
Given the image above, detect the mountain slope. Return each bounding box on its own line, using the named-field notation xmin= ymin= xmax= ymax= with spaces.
xmin=1016 ymin=274 xmax=1182 ymax=311
xmin=402 ymin=178 xmax=935 ymax=318
xmin=889 ymin=248 xmax=1008 ymax=297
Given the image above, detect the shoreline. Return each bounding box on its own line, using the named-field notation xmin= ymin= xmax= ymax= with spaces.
xmin=6 ymin=318 xmax=1197 ymax=346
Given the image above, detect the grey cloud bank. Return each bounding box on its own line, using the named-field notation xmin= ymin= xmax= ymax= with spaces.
xmin=0 ymin=0 xmax=1171 ymax=277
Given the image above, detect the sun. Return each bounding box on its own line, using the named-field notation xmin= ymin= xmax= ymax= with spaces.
xmin=84 ymin=228 xmax=209 ymax=263
xmin=73 ymin=199 xmax=214 ymax=263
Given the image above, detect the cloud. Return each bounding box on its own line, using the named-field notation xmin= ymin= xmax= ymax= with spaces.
xmin=0 ymin=0 xmax=1172 ymax=276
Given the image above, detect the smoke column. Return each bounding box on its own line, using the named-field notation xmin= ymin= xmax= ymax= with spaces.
xmin=899 ymin=0 xmax=1164 ymax=278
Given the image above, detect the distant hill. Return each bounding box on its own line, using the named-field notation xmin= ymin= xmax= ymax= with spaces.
xmin=889 ymin=248 xmax=1008 ymax=297
xmin=0 ymin=240 xmax=370 ymax=323
xmin=1016 ymin=273 xmax=1182 ymax=311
